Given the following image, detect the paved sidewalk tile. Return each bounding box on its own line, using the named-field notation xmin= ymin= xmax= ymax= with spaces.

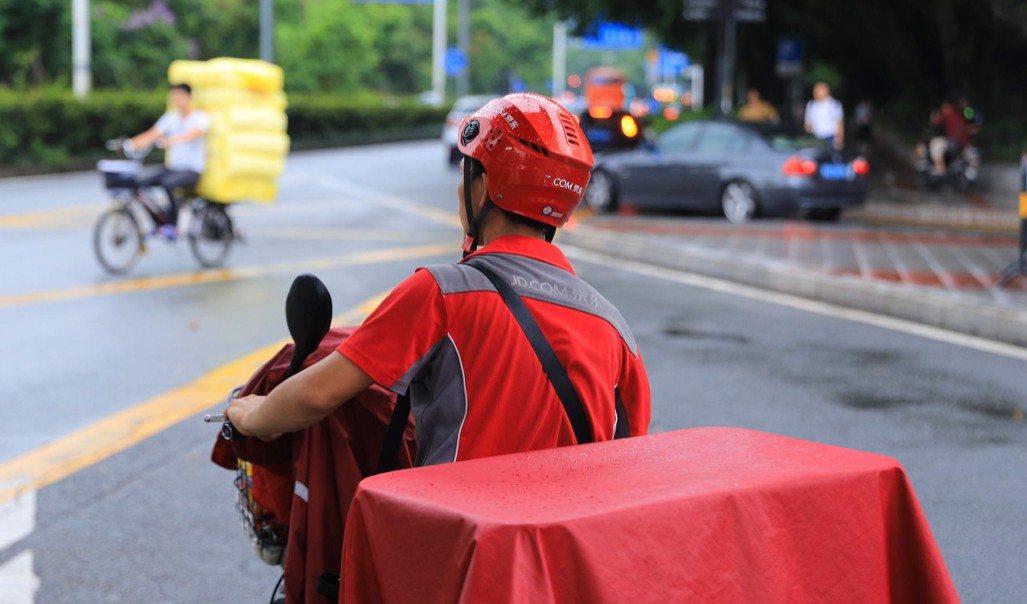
xmin=578 ymin=216 xmax=1027 ymax=308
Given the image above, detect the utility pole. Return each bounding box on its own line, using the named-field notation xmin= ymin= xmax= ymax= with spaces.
xmin=431 ymin=0 xmax=447 ymax=107
xmin=72 ymin=0 xmax=91 ymax=98
xmin=719 ymin=14 xmax=736 ymax=114
xmin=259 ymin=0 xmax=274 ymax=62
xmin=684 ymin=0 xmax=764 ymax=115
xmin=457 ymin=0 xmax=470 ymax=97
xmin=552 ymin=21 xmax=567 ymax=99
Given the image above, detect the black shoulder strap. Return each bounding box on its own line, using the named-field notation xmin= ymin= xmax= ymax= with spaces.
xmin=465 ymin=259 xmax=594 ymax=445
xmin=375 ymin=391 xmax=411 ymax=475
xmin=614 ymin=387 xmax=631 ymax=439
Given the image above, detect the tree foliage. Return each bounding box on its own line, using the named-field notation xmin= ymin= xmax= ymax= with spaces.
xmin=0 ymin=0 xmax=558 ymax=97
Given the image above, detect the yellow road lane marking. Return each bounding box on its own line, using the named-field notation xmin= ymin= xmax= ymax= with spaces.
xmin=0 ymin=294 xmax=387 ymax=506
xmin=0 ymin=202 xmax=107 ymax=229
xmin=0 ymin=242 xmax=454 ymax=310
xmin=0 ymin=197 xmax=367 ymax=231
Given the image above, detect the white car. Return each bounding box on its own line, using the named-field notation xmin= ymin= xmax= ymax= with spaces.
xmin=442 ymin=95 xmax=494 ymax=166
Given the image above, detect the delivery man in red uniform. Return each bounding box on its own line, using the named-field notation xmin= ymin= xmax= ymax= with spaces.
xmin=226 ymin=92 xmax=650 ymax=467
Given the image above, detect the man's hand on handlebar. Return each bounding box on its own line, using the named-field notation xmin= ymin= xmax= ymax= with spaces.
xmin=225 ymin=394 xmax=283 ymax=442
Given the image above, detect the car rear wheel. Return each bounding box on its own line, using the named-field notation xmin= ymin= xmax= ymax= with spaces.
xmin=584 ymin=169 xmax=619 ymax=213
xmin=721 ymin=181 xmax=757 ymax=224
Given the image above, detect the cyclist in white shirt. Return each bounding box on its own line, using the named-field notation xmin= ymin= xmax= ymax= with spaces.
xmin=129 ymin=83 xmax=210 ymax=237
xmin=804 ymin=82 xmax=844 ymax=150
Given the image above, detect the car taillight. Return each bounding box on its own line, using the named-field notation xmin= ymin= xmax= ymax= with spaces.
xmin=445 ymin=117 xmax=457 ymax=128
xmin=589 ymin=106 xmax=614 ymax=119
xmin=620 ymin=115 xmax=639 ymax=138
xmin=782 ymin=156 xmax=817 ymax=177
xmin=851 ymin=158 xmax=870 ymax=175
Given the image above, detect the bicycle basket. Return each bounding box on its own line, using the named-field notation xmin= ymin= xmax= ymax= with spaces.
xmin=218 ymin=386 xmax=289 ymax=566
xmin=97 ymin=160 xmax=141 ymax=189
xmin=235 ymin=458 xmax=289 ymax=566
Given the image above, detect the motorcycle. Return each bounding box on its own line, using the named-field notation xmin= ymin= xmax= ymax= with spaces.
xmin=206 ymin=274 xmax=416 ymax=604
xmin=202 ymin=279 xmax=959 ymax=604
xmin=915 ymin=138 xmax=982 ymax=193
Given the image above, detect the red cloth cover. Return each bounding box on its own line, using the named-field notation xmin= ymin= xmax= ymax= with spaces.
xmin=341 ymin=428 xmax=959 ymax=604
xmin=211 ymin=327 xmax=416 ymax=604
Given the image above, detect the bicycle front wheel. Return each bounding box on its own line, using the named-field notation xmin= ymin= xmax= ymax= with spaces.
xmin=188 ymin=203 xmax=234 ymax=268
xmin=93 ymin=207 xmax=143 ymax=274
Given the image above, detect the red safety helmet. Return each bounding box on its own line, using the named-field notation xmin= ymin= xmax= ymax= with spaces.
xmin=457 ymin=93 xmax=594 ymax=229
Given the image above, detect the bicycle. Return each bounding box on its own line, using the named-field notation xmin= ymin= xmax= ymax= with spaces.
xmin=93 ymin=138 xmax=237 ymax=274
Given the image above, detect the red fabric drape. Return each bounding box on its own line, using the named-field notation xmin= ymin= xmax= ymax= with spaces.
xmin=340 ymin=428 xmax=959 ymax=604
xmin=211 ymin=327 xmax=416 ymax=604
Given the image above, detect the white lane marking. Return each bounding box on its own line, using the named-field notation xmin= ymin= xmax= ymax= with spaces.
xmin=0 ymin=551 xmax=39 ymax=604
xmin=0 ymin=492 xmax=37 ymax=604
xmin=565 ymin=246 xmax=1027 ymax=362
xmin=910 ymin=239 xmax=959 ymax=290
xmin=317 ymin=175 xmax=463 ymax=229
xmin=0 ymin=492 xmax=35 ymax=551
xmin=850 ymin=236 xmax=872 ymax=279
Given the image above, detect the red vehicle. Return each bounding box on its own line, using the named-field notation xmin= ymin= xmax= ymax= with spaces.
xmin=579 ymin=67 xmax=642 ymax=153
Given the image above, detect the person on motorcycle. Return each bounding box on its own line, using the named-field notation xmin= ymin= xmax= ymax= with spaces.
xmin=226 ymin=92 xmax=651 ymax=465
xmin=928 ymin=100 xmax=969 ymax=175
xmin=128 ymin=83 xmax=210 ymax=238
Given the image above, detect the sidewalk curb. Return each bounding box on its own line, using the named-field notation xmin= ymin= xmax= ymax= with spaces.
xmin=563 ymin=226 xmax=1027 ymax=348
xmin=846 ymin=202 xmax=1020 ymax=235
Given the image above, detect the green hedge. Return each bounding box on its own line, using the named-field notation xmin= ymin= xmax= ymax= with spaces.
xmin=0 ymin=88 xmax=164 ymax=167
xmin=0 ymin=88 xmax=449 ymax=171
xmin=286 ymin=96 xmax=448 ymax=149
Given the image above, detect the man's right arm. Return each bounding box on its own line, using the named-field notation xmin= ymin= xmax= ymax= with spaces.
xmin=128 ymin=114 xmax=169 ymax=150
xmin=229 ymin=269 xmax=447 ymax=438
xmin=231 ymin=351 xmax=375 ymax=437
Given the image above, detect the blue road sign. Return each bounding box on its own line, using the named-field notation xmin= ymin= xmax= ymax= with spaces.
xmin=659 ymin=49 xmax=690 ymax=75
xmin=445 ymin=47 xmax=468 ymax=77
xmin=582 ymin=23 xmax=644 ymax=50
xmin=776 ymin=38 xmax=803 ymax=76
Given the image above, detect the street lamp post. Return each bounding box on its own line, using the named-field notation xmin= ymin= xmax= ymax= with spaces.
xmin=457 ymin=0 xmax=470 ymax=98
xmin=552 ymin=21 xmax=567 ymax=99
xmin=72 ymin=0 xmax=92 ymax=98
xmin=259 ymin=0 xmax=274 ymax=63
xmin=431 ymin=0 xmax=447 ymax=107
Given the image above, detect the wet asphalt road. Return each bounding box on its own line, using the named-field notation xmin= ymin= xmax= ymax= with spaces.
xmin=0 ymin=140 xmax=1024 ymax=603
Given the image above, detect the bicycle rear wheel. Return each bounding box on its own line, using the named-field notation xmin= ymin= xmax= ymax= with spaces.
xmin=93 ymin=207 xmax=143 ymax=274
xmin=188 ymin=202 xmax=234 ymax=268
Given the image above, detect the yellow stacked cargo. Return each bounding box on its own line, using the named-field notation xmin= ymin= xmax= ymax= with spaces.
xmin=168 ymin=58 xmax=289 ymax=204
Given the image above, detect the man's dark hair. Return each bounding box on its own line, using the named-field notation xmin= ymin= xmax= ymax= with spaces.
xmin=466 ymin=157 xmax=549 ymax=234
xmin=171 ymin=83 xmax=192 ymax=95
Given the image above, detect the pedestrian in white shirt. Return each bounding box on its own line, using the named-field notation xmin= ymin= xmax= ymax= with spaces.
xmin=804 ymin=82 xmax=844 ymax=150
